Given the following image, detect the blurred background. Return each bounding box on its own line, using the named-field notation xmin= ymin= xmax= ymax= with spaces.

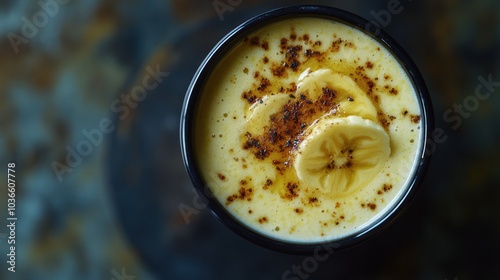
xmin=0 ymin=0 xmax=499 ymax=279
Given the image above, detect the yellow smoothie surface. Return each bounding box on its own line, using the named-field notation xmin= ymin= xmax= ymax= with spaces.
xmin=193 ymin=17 xmax=422 ymax=243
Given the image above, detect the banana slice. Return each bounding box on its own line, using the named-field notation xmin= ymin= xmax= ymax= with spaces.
xmin=246 ymin=94 xmax=292 ymax=136
xmin=246 ymin=69 xmax=378 ymax=136
xmin=297 ymin=68 xmax=378 ymax=121
xmin=294 ymin=115 xmax=390 ymax=196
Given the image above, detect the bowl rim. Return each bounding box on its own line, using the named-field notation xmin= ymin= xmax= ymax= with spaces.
xmin=180 ymin=4 xmax=434 ymax=254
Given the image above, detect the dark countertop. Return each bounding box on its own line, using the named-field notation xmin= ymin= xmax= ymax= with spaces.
xmin=0 ymin=0 xmax=499 ymax=279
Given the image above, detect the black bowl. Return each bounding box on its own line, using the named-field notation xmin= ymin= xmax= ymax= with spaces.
xmin=180 ymin=5 xmax=434 ymax=254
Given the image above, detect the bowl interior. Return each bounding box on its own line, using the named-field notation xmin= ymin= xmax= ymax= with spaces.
xmin=180 ymin=5 xmax=433 ymax=254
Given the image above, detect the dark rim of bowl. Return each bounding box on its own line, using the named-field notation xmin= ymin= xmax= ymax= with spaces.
xmin=180 ymin=5 xmax=434 ymax=254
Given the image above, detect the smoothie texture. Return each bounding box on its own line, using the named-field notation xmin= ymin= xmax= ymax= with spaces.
xmin=193 ymin=17 xmax=422 ymax=243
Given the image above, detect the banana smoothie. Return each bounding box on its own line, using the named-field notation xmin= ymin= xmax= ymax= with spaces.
xmin=193 ymin=17 xmax=422 ymax=243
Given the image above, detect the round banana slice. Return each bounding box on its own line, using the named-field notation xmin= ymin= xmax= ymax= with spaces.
xmin=294 ymin=115 xmax=390 ymax=197
xmin=297 ymin=68 xmax=378 ymax=121
xmin=246 ymin=94 xmax=292 ymax=136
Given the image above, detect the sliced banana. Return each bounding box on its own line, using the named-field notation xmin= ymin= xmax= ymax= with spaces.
xmin=246 ymin=94 xmax=292 ymax=136
xmin=246 ymin=69 xmax=378 ymax=136
xmin=294 ymin=116 xmax=390 ymax=196
xmin=297 ymin=68 xmax=378 ymax=121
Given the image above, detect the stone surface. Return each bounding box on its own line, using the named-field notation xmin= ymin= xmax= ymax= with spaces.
xmin=0 ymin=0 xmax=499 ymax=279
